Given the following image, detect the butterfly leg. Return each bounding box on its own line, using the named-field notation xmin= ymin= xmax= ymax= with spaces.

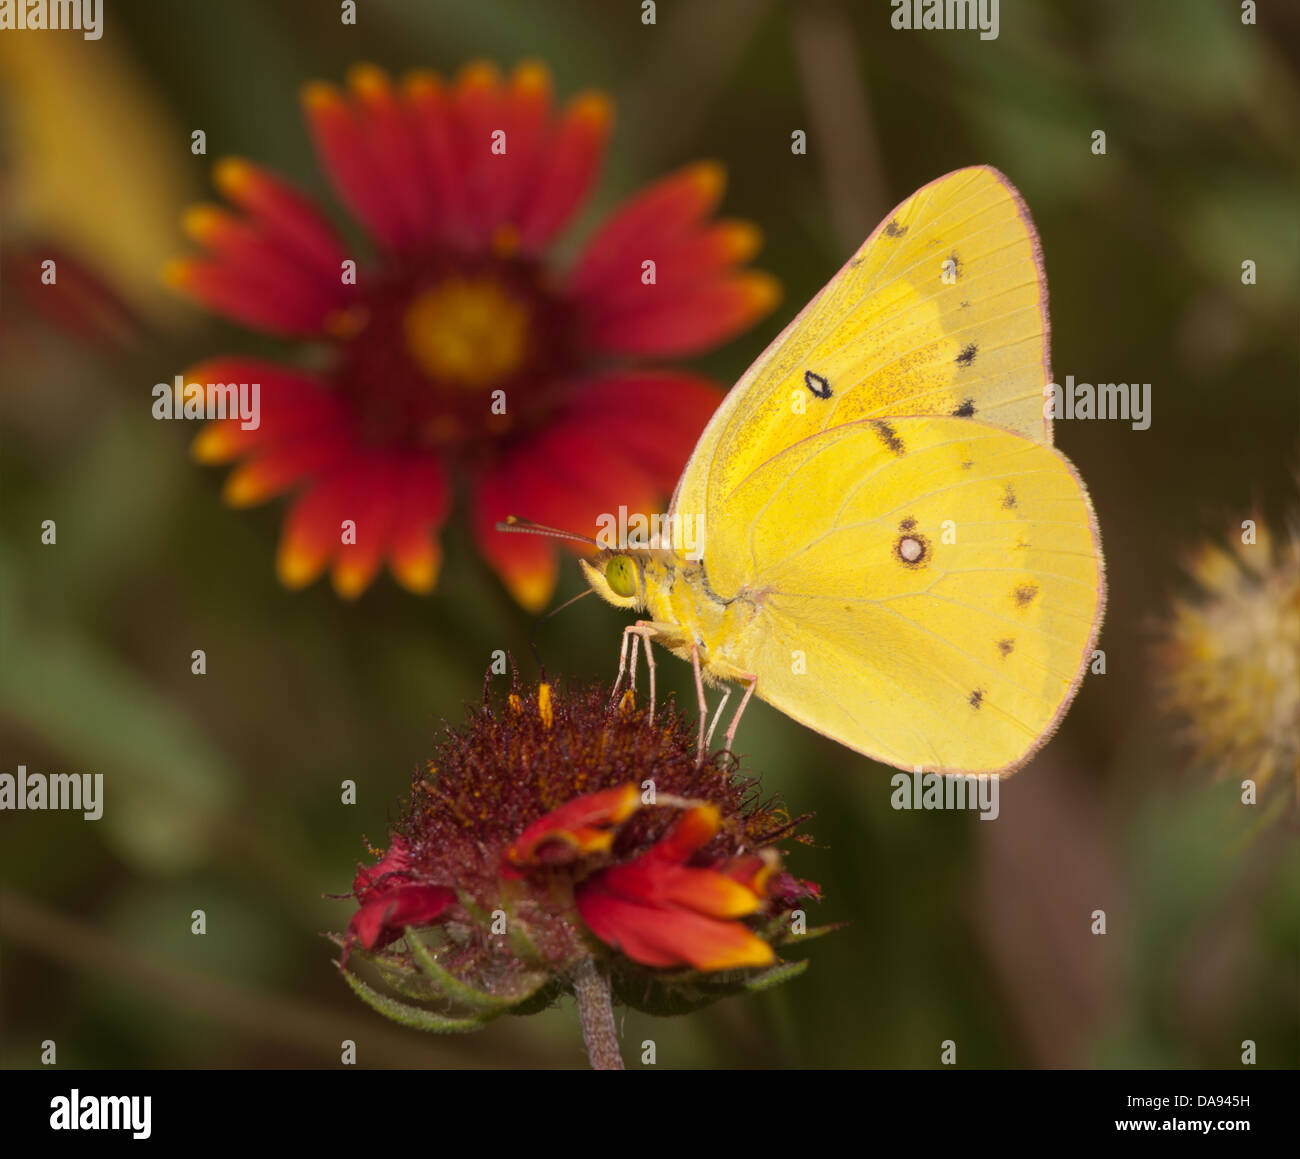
xmin=627 ymin=632 xmax=641 ymax=694
xmin=691 ymin=643 xmax=710 ymax=761
xmin=611 ymin=622 xmax=660 ymax=723
xmin=611 ymin=625 xmax=636 ymax=701
xmin=722 ymin=673 xmax=759 ymax=754
xmin=636 ymin=623 xmax=658 ymax=724
xmin=705 ymin=686 xmax=731 ymax=750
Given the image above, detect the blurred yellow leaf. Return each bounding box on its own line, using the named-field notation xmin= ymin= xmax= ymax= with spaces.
xmin=0 ymin=33 xmax=195 ymax=324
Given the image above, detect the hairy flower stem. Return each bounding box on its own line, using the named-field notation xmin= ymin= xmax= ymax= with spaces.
xmin=574 ymin=958 xmax=624 ymax=1070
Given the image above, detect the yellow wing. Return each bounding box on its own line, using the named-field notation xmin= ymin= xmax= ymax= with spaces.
xmin=707 ymin=416 xmax=1103 ymax=775
xmin=672 ymin=166 xmax=1052 ymax=524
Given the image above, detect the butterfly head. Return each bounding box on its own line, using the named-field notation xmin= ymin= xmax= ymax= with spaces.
xmin=579 ymin=551 xmax=646 ymax=611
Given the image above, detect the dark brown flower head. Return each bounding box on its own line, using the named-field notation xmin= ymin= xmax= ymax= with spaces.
xmin=332 ymin=680 xmax=824 ymax=1031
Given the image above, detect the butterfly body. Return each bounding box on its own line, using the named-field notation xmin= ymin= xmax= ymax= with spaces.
xmin=581 ymin=549 xmax=758 ymax=687
xmin=578 ymin=167 xmax=1105 ymax=775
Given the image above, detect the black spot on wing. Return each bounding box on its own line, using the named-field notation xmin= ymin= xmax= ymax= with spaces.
xmin=952 ymin=398 xmax=976 ymax=417
xmin=804 ymin=370 xmax=832 ymax=399
xmin=883 ymin=219 xmax=907 ymax=237
xmin=870 ymin=420 xmax=905 ymax=455
xmin=956 ymin=341 xmax=978 ymax=367
xmin=899 ymin=516 xmax=917 ymax=531
xmin=968 ymin=688 xmax=985 ymax=709
xmin=996 ymin=638 xmax=1015 ymax=657
xmin=960 ymin=460 xmax=974 ymax=471
xmin=1001 ymin=483 xmax=1018 ymax=510
xmin=1012 ymin=582 xmax=1039 ymax=607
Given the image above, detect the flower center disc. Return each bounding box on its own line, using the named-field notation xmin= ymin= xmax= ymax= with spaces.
xmin=334 ymin=254 xmax=577 ymax=453
xmin=403 ymin=276 xmax=531 ymax=389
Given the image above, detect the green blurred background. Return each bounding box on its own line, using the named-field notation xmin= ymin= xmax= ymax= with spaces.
xmin=2 ymin=0 xmax=1297 ymax=1068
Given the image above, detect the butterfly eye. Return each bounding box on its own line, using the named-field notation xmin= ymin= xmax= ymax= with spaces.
xmin=605 ymin=556 xmax=638 ymax=598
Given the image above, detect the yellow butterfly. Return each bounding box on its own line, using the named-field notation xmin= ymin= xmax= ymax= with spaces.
xmin=515 ymin=167 xmax=1105 ymax=775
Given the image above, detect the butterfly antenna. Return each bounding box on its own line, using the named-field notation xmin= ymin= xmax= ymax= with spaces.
xmin=496 ymin=515 xmax=598 ymax=547
xmin=528 ymin=587 xmax=595 ymax=676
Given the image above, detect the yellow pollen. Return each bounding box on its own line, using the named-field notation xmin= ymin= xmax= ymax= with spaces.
xmin=538 ymin=683 xmax=553 ymax=729
xmin=404 ymin=277 xmax=531 ymax=388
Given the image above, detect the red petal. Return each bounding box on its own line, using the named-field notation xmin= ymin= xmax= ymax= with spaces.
xmin=165 ymin=256 xmax=340 ymax=336
xmin=567 ymin=162 xmax=728 ymax=296
xmin=276 ymin=467 xmax=366 ymax=590
xmin=645 ymin=804 xmax=721 ymax=862
xmin=561 ymin=372 xmax=720 ymax=486
xmin=187 ymin=359 xmax=348 ymax=463
xmin=471 ymin=458 xmax=560 ymax=611
xmin=506 ymin=784 xmax=640 ymax=866
xmin=403 ymin=71 xmax=469 ymax=245
xmin=518 ymin=90 xmax=612 ymax=251
xmin=450 ymin=61 xmax=506 ymax=246
xmin=347 ymin=884 xmax=455 ymax=955
xmin=353 ymin=835 xmax=413 ymax=896
xmin=331 ymin=456 xmax=403 ymax=600
xmin=583 ymin=270 xmax=780 ymax=358
xmin=181 ymin=204 xmax=348 ymax=327
xmin=302 ymin=79 xmax=407 ymax=250
xmin=387 ymin=454 xmax=451 ymax=595
xmin=345 ymin=65 xmax=432 ymax=247
xmin=574 ymin=219 xmax=763 ymax=315
xmin=222 ymin=435 xmax=353 ymax=507
xmin=212 ymin=158 xmax=348 ymax=277
xmin=601 ymin=860 xmax=762 ymax=918
xmin=487 ymin=61 xmax=554 ymax=237
xmin=576 ymin=877 xmax=775 ymax=971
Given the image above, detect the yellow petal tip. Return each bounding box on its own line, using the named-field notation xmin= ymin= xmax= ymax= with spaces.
xmin=570 ymin=90 xmax=613 ymax=129
xmin=277 ymin=546 xmax=324 ymax=590
xmin=346 ymin=62 xmax=390 ymax=99
xmin=182 ymin=204 xmax=225 ymax=243
xmin=301 ymin=80 xmax=343 ymax=111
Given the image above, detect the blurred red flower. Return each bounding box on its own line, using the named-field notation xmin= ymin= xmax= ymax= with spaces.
xmin=169 ymin=61 xmax=777 ymax=606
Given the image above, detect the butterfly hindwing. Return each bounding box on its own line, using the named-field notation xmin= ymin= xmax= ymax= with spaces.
xmin=706 ymin=416 xmax=1103 ymax=774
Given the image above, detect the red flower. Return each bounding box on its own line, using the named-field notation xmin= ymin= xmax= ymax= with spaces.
xmin=344 ymin=835 xmax=455 ymax=964
xmin=573 ymin=804 xmax=778 ymax=971
xmin=500 ymin=774 xmax=793 ymax=973
xmin=336 ymin=682 xmax=819 ymax=1013
xmin=505 ymin=782 xmax=642 ymax=867
xmin=168 ymin=61 xmax=777 ymax=606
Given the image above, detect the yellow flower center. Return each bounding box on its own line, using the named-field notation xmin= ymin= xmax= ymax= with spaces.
xmin=403 ymin=276 xmax=531 ymax=388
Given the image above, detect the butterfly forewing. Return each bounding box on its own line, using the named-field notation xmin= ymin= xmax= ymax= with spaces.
xmin=672 ymin=166 xmax=1052 ymax=526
